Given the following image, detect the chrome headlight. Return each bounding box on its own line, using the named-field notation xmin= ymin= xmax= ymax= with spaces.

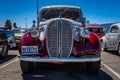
xmin=80 ymin=28 xmax=88 ymax=38
xmin=30 ymin=27 xmax=39 ymax=38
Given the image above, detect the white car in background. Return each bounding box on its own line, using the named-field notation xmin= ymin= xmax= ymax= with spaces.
xmin=13 ymin=28 xmax=29 ymax=46
xmin=101 ymin=23 xmax=120 ymax=55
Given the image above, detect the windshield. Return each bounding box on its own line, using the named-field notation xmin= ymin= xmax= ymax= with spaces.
xmin=41 ymin=8 xmax=80 ymax=22
xmin=86 ymin=28 xmax=103 ymax=33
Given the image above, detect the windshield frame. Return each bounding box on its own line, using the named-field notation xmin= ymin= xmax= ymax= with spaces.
xmin=39 ymin=6 xmax=82 ymax=22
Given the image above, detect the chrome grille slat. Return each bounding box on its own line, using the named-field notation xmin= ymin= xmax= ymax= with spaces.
xmin=46 ymin=19 xmax=73 ymax=58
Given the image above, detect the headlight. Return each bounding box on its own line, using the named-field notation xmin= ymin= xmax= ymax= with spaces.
xmin=80 ymin=28 xmax=88 ymax=38
xmin=30 ymin=27 xmax=39 ymax=38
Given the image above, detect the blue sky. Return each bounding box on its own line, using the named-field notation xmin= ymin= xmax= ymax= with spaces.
xmin=0 ymin=0 xmax=120 ymax=28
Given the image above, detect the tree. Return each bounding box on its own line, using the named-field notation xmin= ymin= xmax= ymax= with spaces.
xmin=5 ymin=20 xmax=12 ymax=30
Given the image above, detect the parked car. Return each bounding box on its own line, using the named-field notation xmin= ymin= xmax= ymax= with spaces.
xmin=18 ymin=5 xmax=101 ymax=74
xmin=0 ymin=27 xmax=16 ymax=48
xmin=101 ymin=23 xmax=120 ymax=55
xmin=13 ymin=28 xmax=29 ymax=46
xmin=86 ymin=26 xmax=104 ymax=39
xmin=0 ymin=28 xmax=9 ymax=57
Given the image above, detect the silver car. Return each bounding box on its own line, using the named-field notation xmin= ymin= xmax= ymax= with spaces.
xmin=101 ymin=23 xmax=120 ymax=55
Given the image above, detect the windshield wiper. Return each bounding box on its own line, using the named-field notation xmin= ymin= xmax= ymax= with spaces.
xmin=59 ymin=8 xmax=70 ymax=18
xmin=43 ymin=9 xmax=50 ymax=18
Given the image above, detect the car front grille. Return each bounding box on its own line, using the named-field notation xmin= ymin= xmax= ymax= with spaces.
xmin=46 ymin=19 xmax=73 ymax=57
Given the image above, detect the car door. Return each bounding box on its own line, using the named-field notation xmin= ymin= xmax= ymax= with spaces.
xmin=106 ymin=25 xmax=119 ymax=48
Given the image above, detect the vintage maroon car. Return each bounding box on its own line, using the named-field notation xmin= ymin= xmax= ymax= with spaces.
xmin=18 ymin=5 xmax=101 ymax=74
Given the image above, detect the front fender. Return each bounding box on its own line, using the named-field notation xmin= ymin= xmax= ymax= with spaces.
xmin=88 ymin=32 xmax=100 ymax=50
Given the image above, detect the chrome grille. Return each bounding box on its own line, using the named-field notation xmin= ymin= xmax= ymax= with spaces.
xmin=46 ymin=19 xmax=73 ymax=57
xmin=61 ymin=21 xmax=72 ymax=57
xmin=47 ymin=21 xmax=58 ymax=57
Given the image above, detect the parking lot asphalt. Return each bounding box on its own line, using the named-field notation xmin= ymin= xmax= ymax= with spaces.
xmin=0 ymin=49 xmax=119 ymax=80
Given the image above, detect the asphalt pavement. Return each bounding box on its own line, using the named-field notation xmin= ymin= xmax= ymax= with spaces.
xmin=0 ymin=49 xmax=119 ymax=80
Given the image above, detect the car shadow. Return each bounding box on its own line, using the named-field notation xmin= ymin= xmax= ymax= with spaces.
xmin=0 ymin=55 xmax=17 ymax=64
xmin=9 ymin=47 xmax=19 ymax=51
xmin=22 ymin=63 xmax=113 ymax=80
xmin=104 ymin=50 xmax=119 ymax=56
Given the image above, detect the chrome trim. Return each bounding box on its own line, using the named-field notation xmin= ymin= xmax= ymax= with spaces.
xmin=58 ymin=20 xmax=60 ymax=57
xmin=67 ymin=21 xmax=74 ymax=57
xmin=60 ymin=20 xmax=62 ymax=57
xmin=57 ymin=20 xmax=59 ymax=57
xmin=19 ymin=55 xmax=101 ymax=62
xmin=58 ymin=20 xmax=61 ymax=57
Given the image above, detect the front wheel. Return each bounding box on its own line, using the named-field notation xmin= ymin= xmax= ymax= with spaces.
xmin=86 ymin=60 xmax=101 ymax=74
xmin=0 ymin=43 xmax=8 ymax=57
xmin=118 ymin=44 xmax=120 ymax=56
xmin=20 ymin=61 xmax=33 ymax=73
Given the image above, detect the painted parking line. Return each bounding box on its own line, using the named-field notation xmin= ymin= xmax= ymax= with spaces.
xmin=0 ymin=58 xmax=19 ymax=70
xmin=101 ymin=62 xmax=120 ymax=79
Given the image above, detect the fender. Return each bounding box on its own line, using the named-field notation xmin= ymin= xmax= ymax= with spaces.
xmin=19 ymin=32 xmax=34 ymax=54
xmin=88 ymin=32 xmax=100 ymax=50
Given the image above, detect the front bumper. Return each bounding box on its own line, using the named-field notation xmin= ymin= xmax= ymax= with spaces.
xmin=18 ymin=55 xmax=101 ymax=62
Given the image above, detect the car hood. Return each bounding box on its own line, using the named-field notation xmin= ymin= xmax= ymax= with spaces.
xmin=39 ymin=18 xmax=81 ymax=26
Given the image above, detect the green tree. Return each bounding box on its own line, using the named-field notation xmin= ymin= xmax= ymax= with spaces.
xmin=5 ymin=20 xmax=12 ymax=30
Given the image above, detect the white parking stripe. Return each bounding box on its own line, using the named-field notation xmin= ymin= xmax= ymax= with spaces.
xmin=0 ymin=58 xmax=19 ymax=70
xmin=102 ymin=62 xmax=120 ymax=79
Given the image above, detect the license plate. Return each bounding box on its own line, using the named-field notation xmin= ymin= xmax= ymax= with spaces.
xmin=22 ymin=46 xmax=38 ymax=54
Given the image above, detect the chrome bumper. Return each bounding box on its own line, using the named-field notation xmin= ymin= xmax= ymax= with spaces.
xmin=18 ymin=55 xmax=101 ymax=62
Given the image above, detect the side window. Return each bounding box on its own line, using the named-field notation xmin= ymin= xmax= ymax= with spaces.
xmin=110 ymin=26 xmax=118 ymax=33
xmin=106 ymin=27 xmax=110 ymax=33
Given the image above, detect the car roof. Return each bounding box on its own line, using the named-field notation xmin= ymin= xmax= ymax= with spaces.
xmin=86 ymin=26 xmax=103 ymax=29
xmin=0 ymin=27 xmax=10 ymax=30
xmin=111 ymin=23 xmax=120 ymax=27
xmin=40 ymin=5 xmax=82 ymax=13
xmin=41 ymin=5 xmax=81 ymax=10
